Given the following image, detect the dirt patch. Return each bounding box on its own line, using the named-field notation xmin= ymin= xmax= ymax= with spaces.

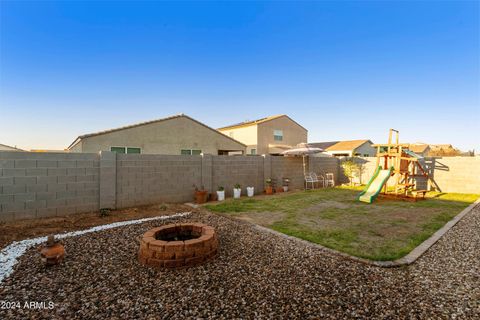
xmin=301 ymin=201 xmax=351 ymax=212
xmin=235 ymin=211 xmax=287 ymax=227
xmin=0 ymin=203 xmax=197 ymax=249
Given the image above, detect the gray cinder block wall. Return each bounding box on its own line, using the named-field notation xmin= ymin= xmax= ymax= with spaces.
xmin=0 ymin=151 xmax=100 ymax=221
xmin=115 ymin=154 xmax=203 ymax=207
xmin=1 ymin=151 xmax=479 ymax=222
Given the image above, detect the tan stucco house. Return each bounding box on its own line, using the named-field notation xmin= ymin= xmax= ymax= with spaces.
xmin=67 ymin=114 xmax=246 ymax=155
xmin=310 ymin=140 xmax=376 ymax=157
xmin=217 ymin=115 xmax=308 ymax=155
xmin=408 ymin=143 xmax=431 ymax=156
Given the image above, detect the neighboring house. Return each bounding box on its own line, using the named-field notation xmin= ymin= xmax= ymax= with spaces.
xmin=408 ymin=143 xmax=460 ymax=156
xmin=310 ymin=140 xmax=376 ymax=157
xmin=408 ymin=143 xmax=431 ymax=156
xmin=217 ymin=115 xmax=308 ymax=155
xmin=67 ymin=114 xmax=246 ymax=155
xmin=0 ymin=143 xmax=24 ymax=151
xmin=428 ymin=144 xmax=460 ymax=156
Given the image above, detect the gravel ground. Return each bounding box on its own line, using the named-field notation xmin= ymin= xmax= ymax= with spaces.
xmin=0 ymin=205 xmax=479 ymax=319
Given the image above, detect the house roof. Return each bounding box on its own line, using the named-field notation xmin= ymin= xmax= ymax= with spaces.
xmin=0 ymin=143 xmax=25 ymax=151
xmin=67 ymin=114 xmax=246 ymax=150
xmin=409 ymin=144 xmax=430 ymax=154
xmin=217 ymin=114 xmax=307 ymax=131
xmin=324 ymin=140 xmax=373 ymax=152
xmin=430 ymin=144 xmax=454 ymax=150
xmin=308 ymin=141 xmax=339 ymax=150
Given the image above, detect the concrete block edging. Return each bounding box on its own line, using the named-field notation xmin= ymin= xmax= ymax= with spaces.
xmin=252 ymin=197 xmax=480 ymax=268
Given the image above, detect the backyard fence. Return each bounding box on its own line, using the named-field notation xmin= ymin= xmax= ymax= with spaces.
xmin=0 ymin=151 xmax=339 ymax=221
xmin=342 ymin=156 xmax=480 ymax=194
xmin=0 ymin=150 xmax=478 ymax=222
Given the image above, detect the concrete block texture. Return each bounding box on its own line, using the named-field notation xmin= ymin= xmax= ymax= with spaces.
xmin=1 ymin=150 xmax=479 ymax=222
xmin=99 ymin=151 xmax=116 ymax=209
xmin=0 ymin=151 xmax=101 ymax=221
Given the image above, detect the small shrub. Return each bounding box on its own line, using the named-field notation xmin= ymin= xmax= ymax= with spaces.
xmin=99 ymin=208 xmax=111 ymax=217
xmin=234 ymin=183 xmax=241 ymax=189
xmin=341 ymin=159 xmax=360 ymax=186
xmin=217 ymin=186 xmax=224 ymax=191
xmin=159 ymin=203 xmax=167 ymax=211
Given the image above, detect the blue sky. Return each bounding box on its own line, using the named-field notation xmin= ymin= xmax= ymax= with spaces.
xmin=1 ymin=1 xmax=478 ymax=151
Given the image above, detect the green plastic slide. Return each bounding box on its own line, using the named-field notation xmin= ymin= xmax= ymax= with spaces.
xmin=357 ymin=166 xmax=393 ymax=203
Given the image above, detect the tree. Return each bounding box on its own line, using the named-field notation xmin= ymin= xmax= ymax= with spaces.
xmin=341 ymin=159 xmax=360 ymax=186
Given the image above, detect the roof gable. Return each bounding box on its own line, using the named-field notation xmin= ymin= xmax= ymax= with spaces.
xmin=326 ymin=140 xmax=373 ymax=152
xmin=67 ymin=114 xmax=246 ymax=150
xmin=409 ymin=144 xmax=430 ymax=153
xmin=0 ymin=143 xmax=25 ymax=151
xmin=218 ymin=114 xmax=307 ymax=132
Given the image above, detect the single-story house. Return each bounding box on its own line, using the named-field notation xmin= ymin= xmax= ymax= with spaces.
xmin=408 ymin=143 xmax=431 ymax=156
xmin=217 ymin=115 xmax=308 ymax=155
xmin=309 ymin=140 xmax=376 ymax=157
xmin=0 ymin=143 xmax=24 ymax=151
xmin=67 ymin=114 xmax=246 ymax=155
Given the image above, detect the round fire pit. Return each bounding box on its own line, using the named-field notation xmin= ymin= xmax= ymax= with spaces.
xmin=138 ymin=223 xmax=218 ymax=268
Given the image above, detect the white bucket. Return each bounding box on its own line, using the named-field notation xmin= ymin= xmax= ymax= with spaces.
xmin=247 ymin=187 xmax=254 ymax=197
xmin=233 ymin=188 xmax=241 ymax=199
xmin=217 ymin=190 xmax=225 ymax=201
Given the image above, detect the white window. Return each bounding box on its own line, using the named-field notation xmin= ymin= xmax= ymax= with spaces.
xmin=273 ymin=130 xmax=283 ymax=141
xmin=181 ymin=149 xmax=202 ymax=155
xmin=251 ymin=149 xmax=256 ymax=155
xmin=111 ymin=147 xmax=141 ymax=154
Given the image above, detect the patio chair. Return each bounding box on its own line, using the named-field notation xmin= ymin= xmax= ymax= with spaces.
xmin=316 ymin=173 xmax=326 ymax=188
xmin=305 ymin=172 xmax=319 ymax=190
xmin=325 ymin=173 xmax=335 ymax=187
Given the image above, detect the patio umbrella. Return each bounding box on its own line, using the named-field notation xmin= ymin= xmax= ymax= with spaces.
xmin=281 ymin=143 xmax=323 ymax=176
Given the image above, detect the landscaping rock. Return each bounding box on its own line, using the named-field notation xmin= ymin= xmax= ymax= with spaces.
xmin=0 ymin=206 xmax=479 ymax=319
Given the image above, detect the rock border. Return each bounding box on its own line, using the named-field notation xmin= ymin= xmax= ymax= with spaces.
xmin=253 ymin=197 xmax=480 ymax=268
xmin=138 ymin=223 xmax=218 ymax=268
xmin=0 ymin=212 xmax=191 ymax=284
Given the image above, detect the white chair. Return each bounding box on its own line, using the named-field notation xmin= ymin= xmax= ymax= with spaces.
xmin=325 ymin=173 xmax=335 ymax=187
xmin=316 ymin=173 xmax=326 ymax=188
xmin=311 ymin=172 xmax=324 ymax=188
xmin=305 ymin=173 xmax=319 ymax=190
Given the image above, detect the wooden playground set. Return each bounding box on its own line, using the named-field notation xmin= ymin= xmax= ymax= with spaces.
xmin=358 ymin=129 xmax=435 ymax=203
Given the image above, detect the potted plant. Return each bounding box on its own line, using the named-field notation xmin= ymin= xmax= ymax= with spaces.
xmin=282 ymin=178 xmax=290 ymax=192
xmin=233 ymin=183 xmax=241 ymax=199
xmin=209 ymin=192 xmax=218 ymax=202
xmin=246 ymin=186 xmax=254 ymax=197
xmin=217 ymin=186 xmax=225 ymax=201
xmin=265 ymin=178 xmax=274 ymax=195
xmin=194 ymin=185 xmax=208 ymax=204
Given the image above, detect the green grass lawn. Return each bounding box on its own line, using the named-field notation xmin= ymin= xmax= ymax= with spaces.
xmin=205 ymin=187 xmax=479 ymax=261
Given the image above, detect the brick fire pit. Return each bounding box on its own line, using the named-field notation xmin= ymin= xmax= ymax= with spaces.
xmin=138 ymin=223 xmax=218 ymax=268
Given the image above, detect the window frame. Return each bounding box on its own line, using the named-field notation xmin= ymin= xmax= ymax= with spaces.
xmin=273 ymin=129 xmax=283 ymax=141
xmin=110 ymin=146 xmax=142 ymax=154
xmin=181 ymin=149 xmax=202 ymax=155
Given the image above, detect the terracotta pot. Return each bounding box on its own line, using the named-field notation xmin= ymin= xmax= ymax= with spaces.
xmin=195 ymin=190 xmax=208 ymax=204
xmin=276 ymin=187 xmax=284 ymax=193
xmin=38 ymin=235 xmax=65 ymax=266
xmin=209 ymin=192 xmax=218 ymax=202
xmin=265 ymin=186 xmax=274 ymax=195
